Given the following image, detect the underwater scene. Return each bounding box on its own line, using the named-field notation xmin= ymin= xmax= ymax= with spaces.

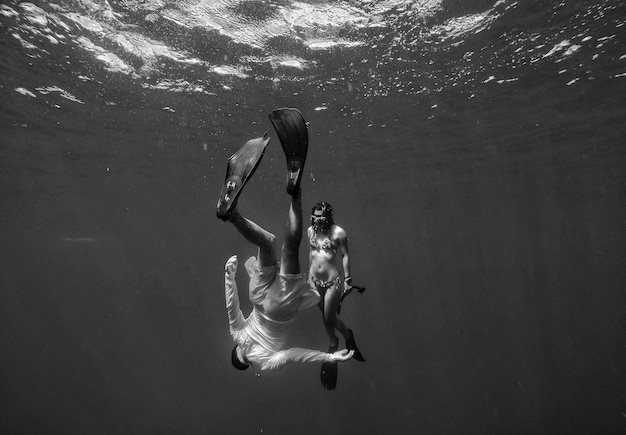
xmin=1 ymin=0 xmax=625 ymax=433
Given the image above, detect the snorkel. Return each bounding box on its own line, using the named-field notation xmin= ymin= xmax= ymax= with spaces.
xmin=311 ymin=202 xmax=334 ymax=233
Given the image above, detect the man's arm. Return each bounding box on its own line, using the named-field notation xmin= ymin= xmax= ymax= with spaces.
xmin=224 ymin=255 xmax=245 ymax=332
xmin=263 ymin=348 xmax=355 ymax=371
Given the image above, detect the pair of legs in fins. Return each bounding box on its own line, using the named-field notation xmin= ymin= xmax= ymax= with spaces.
xmin=216 ymin=108 xmax=308 ymax=221
xmin=216 ymin=107 xmax=363 ymax=389
xmin=318 ymin=284 xmax=365 ymax=390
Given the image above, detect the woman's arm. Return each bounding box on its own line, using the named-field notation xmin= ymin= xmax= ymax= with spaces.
xmin=337 ymin=227 xmax=352 ymax=291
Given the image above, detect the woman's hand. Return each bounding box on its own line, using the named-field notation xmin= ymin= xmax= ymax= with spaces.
xmin=342 ymin=277 xmax=353 ymax=295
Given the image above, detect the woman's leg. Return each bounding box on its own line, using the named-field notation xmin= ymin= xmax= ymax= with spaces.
xmin=228 ymin=208 xmax=277 ymax=267
xmin=321 ymin=283 xmax=350 ymax=348
xmin=320 ymin=281 xmax=365 ymax=361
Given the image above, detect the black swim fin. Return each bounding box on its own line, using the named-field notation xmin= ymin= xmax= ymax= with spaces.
xmin=338 ymin=285 xmax=366 ymax=315
xmin=346 ymin=329 xmax=365 ymax=362
xmin=320 ymin=345 xmax=338 ymax=390
xmin=216 ymin=134 xmax=270 ymax=220
xmin=268 ymin=108 xmax=308 ymax=195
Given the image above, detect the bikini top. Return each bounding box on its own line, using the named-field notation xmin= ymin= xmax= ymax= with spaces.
xmin=310 ymin=232 xmax=338 ymax=252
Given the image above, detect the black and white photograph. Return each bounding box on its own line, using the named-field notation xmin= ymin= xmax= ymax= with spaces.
xmin=1 ymin=0 xmax=625 ymax=433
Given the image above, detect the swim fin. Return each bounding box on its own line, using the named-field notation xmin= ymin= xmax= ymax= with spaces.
xmin=338 ymin=285 xmax=366 ymax=315
xmin=346 ymin=329 xmax=366 ymax=362
xmin=216 ymin=134 xmax=270 ymax=221
xmin=268 ymin=108 xmax=308 ymax=195
xmin=320 ymin=345 xmax=338 ymax=390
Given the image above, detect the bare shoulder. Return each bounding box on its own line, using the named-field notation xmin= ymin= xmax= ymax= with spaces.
xmin=332 ymin=225 xmax=347 ymax=239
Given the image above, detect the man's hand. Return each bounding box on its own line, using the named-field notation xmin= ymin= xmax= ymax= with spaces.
xmin=330 ymin=349 xmax=354 ymax=362
xmin=225 ymin=255 xmax=238 ymax=277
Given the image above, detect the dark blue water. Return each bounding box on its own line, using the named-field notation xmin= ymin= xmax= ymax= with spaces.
xmin=1 ymin=0 xmax=625 ymax=433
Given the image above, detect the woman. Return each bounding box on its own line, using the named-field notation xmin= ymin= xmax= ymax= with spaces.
xmin=307 ymin=202 xmax=365 ymax=363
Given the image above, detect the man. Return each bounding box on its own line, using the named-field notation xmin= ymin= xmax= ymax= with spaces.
xmin=216 ymin=108 xmax=354 ymax=371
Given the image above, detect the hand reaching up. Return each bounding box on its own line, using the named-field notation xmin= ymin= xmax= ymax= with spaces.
xmin=225 ymin=255 xmax=238 ymax=278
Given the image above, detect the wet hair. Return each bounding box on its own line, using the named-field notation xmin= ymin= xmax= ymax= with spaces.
xmin=231 ymin=345 xmax=250 ymax=371
xmin=310 ymin=202 xmax=335 ymax=227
